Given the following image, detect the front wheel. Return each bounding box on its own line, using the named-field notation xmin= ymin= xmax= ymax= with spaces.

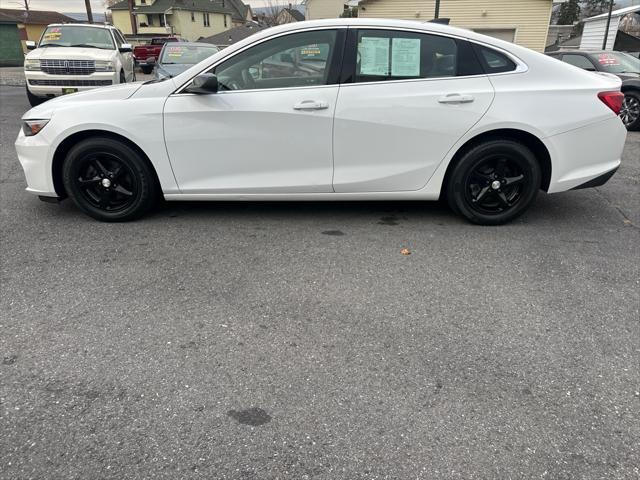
xmin=446 ymin=140 xmax=541 ymax=225
xmin=62 ymin=137 xmax=158 ymax=222
xmin=621 ymin=91 xmax=640 ymax=131
xmin=141 ymin=66 xmax=153 ymax=75
xmin=119 ymin=70 xmax=126 ymax=84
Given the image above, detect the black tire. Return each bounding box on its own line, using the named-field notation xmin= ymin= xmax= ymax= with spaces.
xmin=26 ymin=85 xmax=46 ymax=107
xmin=141 ymin=66 xmax=153 ymax=75
xmin=119 ymin=70 xmax=126 ymax=84
xmin=621 ymin=91 xmax=640 ymax=131
xmin=62 ymin=137 xmax=158 ymax=222
xmin=446 ymin=139 xmax=541 ymax=225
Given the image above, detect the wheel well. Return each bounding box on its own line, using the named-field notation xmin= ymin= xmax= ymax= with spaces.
xmin=51 ymin=130 xmax=161 ymax=198
xmin=440 ymin=128 xmax=552 ymax=198
xmin=621 ymin=86 xmax=639 ymax=95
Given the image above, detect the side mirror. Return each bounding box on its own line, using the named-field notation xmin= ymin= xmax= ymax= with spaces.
xmin=146 ymin=56 xmax=156 ymax=65
xmin=26 ymin=40 xmax=37 ymax=50
xmin=119 ymin=43 xmax=133 ymax=53
xmin=186 ymin=73 xmax=219 ymax=94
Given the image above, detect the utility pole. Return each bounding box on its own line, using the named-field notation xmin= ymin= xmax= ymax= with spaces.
xmin=84 ymin=0 xmax=94 ymax=23
xmin=128 ymin=0 xmax=137 ymax=35
xmin=602 ymin=0 xmax=614 ymax=50
xmin=434 ymin=0 xmax=441 ymax=19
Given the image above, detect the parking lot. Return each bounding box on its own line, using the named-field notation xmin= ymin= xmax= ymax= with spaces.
xmin=1 ymin=83 xmax=638 ymax=479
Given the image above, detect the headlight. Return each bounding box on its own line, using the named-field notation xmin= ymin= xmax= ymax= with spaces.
xmin=94 ymin=60 xmax=115 ymax=72
xmin=22 ymin=119 xmax=50 ymax=137
xmin=24 ymin=59 xmax=40 ymax=71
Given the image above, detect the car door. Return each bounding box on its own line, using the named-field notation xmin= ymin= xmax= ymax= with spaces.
xmin=333 ymin=29 xmax=495 ymax=192
xmin=164 ymin=28 xmax=345 ymax=194
xmin=113 ymin=29 xmax=134 ymax=81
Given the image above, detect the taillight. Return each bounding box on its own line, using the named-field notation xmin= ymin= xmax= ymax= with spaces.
xmin=598 ymin=91 xmax=624 ymax=115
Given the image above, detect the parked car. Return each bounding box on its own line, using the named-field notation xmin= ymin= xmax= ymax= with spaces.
xmin=16 ymin=19 xmax=627 ymax=225
xmin=23 ymin=23 xmax=135 ymax=107
xmin=133 ymin=37 xmax=182 ymax=74
xmin=150 ymin=42 xmax=219 ymax=80
xmin=547 ymin=50 xmax=640 ymax=130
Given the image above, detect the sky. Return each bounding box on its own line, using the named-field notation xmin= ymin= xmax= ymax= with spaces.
xmin=11 ymin=0 xmax=277 ymax=13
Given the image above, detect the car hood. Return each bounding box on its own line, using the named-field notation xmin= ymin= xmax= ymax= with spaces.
xmin=22 ymin=82 xmax=143 ymax=120
xmin=26 ymin=46 xmax=116 ymax=61
xmin=157 ymin=63 xmax=195 ymax=78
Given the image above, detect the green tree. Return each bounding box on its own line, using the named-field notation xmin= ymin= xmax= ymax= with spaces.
xmin=557 ymin=0 xmax=581 ymax=24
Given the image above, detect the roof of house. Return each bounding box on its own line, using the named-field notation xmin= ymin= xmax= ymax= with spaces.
xmin=584 ymin=5 xmax=640 ymax=22
xmin=282 ymin=7 xmax=305 ymax=22
xmin=199 ymin=22 xmax=265 ymax=46
xmin=109 ymin=0 xmax=249 ymax=22
xmin=0 ymin=8 xmax=77 ymax=25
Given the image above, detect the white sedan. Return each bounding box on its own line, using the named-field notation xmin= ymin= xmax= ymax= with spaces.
xmin=15 ymin=19 xmax=627 ymax=225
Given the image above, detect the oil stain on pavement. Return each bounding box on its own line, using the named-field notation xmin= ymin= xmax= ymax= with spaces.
xmin=227 ymin=408 xmax=272 ymax=426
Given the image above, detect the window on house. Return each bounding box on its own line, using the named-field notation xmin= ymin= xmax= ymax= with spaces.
xmin=224 ymin=15 xmax=228 ymax=28
xmin=147 ymin=15 xmax=154 ymax=26
xmin=159 ymin=15 xmax=166 ymax=27
xmin=203 ymin=12 xmax=210 ymax=27
xmin=354 ymin=30 xmax=458 ymax=83
xmin=191 ymin=11 xmax=195 ymax=22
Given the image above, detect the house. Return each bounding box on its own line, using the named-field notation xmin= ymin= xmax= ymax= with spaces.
xmin=580 ymin=5 xmax=640 ymax=51
xmin=0 ymin=8 xmax=77 ymax=53
xmin=358 ymin=0 xmax=559 ymax=52
xmin=108 ymin=0 xmax=250 ymax=42
xmin=200 ymin=22 xmax=266 ymax=48
xmin=276 ymin=6 xmax=306 ymax=24
xmin=305 ymin=0 xmax=347 ymax=20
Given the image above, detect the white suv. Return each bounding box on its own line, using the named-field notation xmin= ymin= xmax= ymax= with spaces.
xmin=24 ymin=23 xmax=135 ymax=107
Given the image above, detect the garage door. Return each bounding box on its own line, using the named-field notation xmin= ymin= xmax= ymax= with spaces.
xmin=472 ymin=29 xmax=516 ymax=43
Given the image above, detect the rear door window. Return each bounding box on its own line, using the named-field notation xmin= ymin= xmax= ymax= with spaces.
xmin=561 ymin=54 xmax=596 ymax=70
xmin=354 ymin=29 xmax=459 ymax=82
xmin=474 ymin=45 xmax=517 ymax=73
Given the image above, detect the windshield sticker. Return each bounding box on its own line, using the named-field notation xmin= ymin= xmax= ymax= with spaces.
xmin=391 ymin=38 xmax=421 ymax=77
xmin=598 ymin=54 xmax=620 ymax=66
xmin=167 ymin=47 xmax=185 ymax=57
xmin=43 ymin=32 xmax=62 ymax=41
xmin=359 ymin=37 xmax=390 ymax=76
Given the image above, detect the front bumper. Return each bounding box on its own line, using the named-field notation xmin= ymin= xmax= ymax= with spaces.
xmin=25 ymin=70 xmax=119 ymax=97
xmin=15 ymin=127 xmax=57 ymax=197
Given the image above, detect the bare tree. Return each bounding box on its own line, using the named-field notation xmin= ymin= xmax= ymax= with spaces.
xmin=261 ymin=0 xmax=302 ymax=27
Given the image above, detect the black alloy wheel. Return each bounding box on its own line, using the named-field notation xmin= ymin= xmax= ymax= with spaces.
xmin=446 ymin=139 xmax=541 ymax=225
xmin=62 ymin=137 xmax=157 ymax=221
xmin=620 ymin=92 xmax=640 ymax=131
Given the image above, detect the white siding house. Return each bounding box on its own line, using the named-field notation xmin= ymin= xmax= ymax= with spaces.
xmin=580 ymin=5 xmax=640 ymax=51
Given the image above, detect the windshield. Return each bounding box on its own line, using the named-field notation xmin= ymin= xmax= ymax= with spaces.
xmin=160 ymin=44 xmax=218 ymax=65
xmin=39 ymin=26 xmax=115 ymax=49
xmin=594 ymin=52 xmax=640 ymax=74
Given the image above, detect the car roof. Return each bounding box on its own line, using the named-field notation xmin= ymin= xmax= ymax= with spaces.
xmin=46 ymin=23 xmax=114 ymax=29
xmin=163 ymin=42 xmax=218 ymax=48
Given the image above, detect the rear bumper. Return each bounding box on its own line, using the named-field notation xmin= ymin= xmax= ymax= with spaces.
xmin=546 ymin=116 xmax=627 ymax=193
xmin=571 ymin=167 xmax=618 ymax=190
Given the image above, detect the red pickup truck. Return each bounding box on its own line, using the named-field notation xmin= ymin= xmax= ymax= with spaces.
xmin=134 ymin=37 xmax=182 ymax=74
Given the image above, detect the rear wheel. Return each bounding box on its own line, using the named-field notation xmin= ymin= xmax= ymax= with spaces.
xmin=141 ymin=66 xmax=153 ymax=75
xmin=621 ymin=91 xmax=640 ymax=131
xmin=26 ymin=85 xmax=46 ymax=107
xmin=62 ymin=137 xmax=158 ymax=222
xmin=446 ymin=140 xmax=541 ymax=225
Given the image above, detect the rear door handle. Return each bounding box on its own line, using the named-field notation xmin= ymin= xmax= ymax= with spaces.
xmin=293 ymin=100 xmax=329 ymax=111
xmin=438 ymin=94 xmax=475 ymax=104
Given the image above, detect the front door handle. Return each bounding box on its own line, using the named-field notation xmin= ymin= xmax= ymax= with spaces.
xmin=293 ymin=100 xmax=329 ymax=111
xmin=438 ymin=94 xmax=475 ymax=104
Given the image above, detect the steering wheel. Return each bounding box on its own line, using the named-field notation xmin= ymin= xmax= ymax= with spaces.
xmin=241 ymin=69 xmax=256 ymax=89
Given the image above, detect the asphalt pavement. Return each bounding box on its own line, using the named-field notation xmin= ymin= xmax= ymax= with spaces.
xmin=1 ymin=84 xmax=638 ymax=479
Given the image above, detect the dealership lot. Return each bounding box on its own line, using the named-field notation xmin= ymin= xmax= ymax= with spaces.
xmin=1 ymin=83 xmax=638 ymax=478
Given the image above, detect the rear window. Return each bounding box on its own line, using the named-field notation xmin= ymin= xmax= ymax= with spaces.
xmin=474 ymin=45 xmax=517 ymax=73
